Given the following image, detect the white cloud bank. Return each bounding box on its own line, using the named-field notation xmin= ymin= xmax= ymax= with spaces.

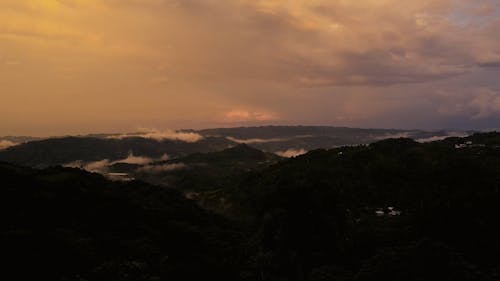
xmin=64 ymin=152 xmax=169 ymax=173
xmin=416 ymin=132 xmax=469 ymax=143
xmin=65 ymin=159 xmax=112 ymax=173
xmin=136 ymin=163 xmax=187 ymax=174
xmin=107 ymin=129 xmax=203 ymax=143
xmin=227 ymin=136 xmax=289 ymax=144
xmin=0 ymin=140 xmax=17 ymax=150
xmin=375 ymin=132 xmax=412 ymax=140
xmin=115 ymin=153 xmax=168 ymax=165
xmin=275 ymin=148 xmax=308 ymax=158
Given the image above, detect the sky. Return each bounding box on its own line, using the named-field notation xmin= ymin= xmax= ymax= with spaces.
xmin=1 ymin=0 xmax=500 ymax=136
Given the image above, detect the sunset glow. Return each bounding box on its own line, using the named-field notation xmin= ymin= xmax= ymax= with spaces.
xmin=1 ymin=0 xmax=500 ymax=135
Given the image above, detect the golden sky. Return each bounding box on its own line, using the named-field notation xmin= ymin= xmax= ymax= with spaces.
xmin=1 ymin=0 xmax=500 ymax=135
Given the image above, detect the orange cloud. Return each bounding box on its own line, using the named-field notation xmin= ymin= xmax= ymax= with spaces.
xmin=224 ymin=109 xmax=279 ymax=122
xmin=1 ymin=0 xmax=500 ymax=134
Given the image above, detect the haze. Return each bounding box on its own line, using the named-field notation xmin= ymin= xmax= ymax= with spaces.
xmin=1 ymin=0 xmax=500 ymax=136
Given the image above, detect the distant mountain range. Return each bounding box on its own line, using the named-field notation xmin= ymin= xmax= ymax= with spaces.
xmin=197 ymin=126 xmax=471 ymax=152
xmin=0 ymin=126 xmax=471 ymax=168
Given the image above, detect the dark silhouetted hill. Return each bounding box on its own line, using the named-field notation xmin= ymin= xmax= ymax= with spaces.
xmin=121 ymin=144 xmax=283 ymax=191
xmin=0 ymin=136 xmax=235 ymax=168
xmin=0 ymin=162 xmax=244 ymax=281
xmin=2 ymin=132 xmax=500 ymax=281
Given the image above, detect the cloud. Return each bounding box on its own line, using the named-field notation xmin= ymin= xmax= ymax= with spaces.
xmin=224 ymin=0 xmax=498 ymax=87
xmin=416 ymin=131 xmax=469 ymax=143
xmin=226 ymin=136 xmax=288 ymax=144
xmin=224 ymin=110 xmax=280 ymax=122
xmin=136 ymin=163 xmax=187 ymax=174
xmin=63 ymin=153 xmax=169 ymax=173
xmin=436 ymin=88 xmax=500 ymax=119
xmin=63 ymin=160 xmax=83 ymax=169
xmin=275 ymin=148 xmax=307 ymax=158
xmin=107 ymin=129 xmax=203 ymax=142
xmin=81 ymin=159 xmax=111 ymax=174
xmin=375 ymin=132 xmax=412 ymax=140
xmin=2 ymin=0 xmax=498 ymax=87
xmin=477 ymin=61 xmax=500 ymax=68
xmin=2 ymin=0 xmax=500 ymax=134
xmin=111 ymin=153 xmax=160 ymax=165
xmin=0 ymin=140 xmax=18 ymax=150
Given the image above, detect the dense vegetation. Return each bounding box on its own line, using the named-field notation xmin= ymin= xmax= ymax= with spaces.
xmin=221 ymin=134 xmax=500 ymax=280
xmin=2 ymin=133 xmax=500 ymax=280
xmin=0 ymin=163 xmax=245 ymax=281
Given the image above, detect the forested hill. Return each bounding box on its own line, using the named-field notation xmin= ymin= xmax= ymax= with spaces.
xmin=0 ymin=136 xmax=235 ymax=168
xmin=126 ymin=144 xmax=283 ymax=190
xmin=2 ymin=133 xmax=500 ymax=280
xmin=0 ymin=162 xmax=245 ymax=281
xmin=219 ymin=133 xmax=500 ymax=280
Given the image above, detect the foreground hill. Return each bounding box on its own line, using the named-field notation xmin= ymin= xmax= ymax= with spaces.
xmin=208 ymin=133 xmax=500 ymax=280
xmin=0 ymin=162 xmax=245 ymax=281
